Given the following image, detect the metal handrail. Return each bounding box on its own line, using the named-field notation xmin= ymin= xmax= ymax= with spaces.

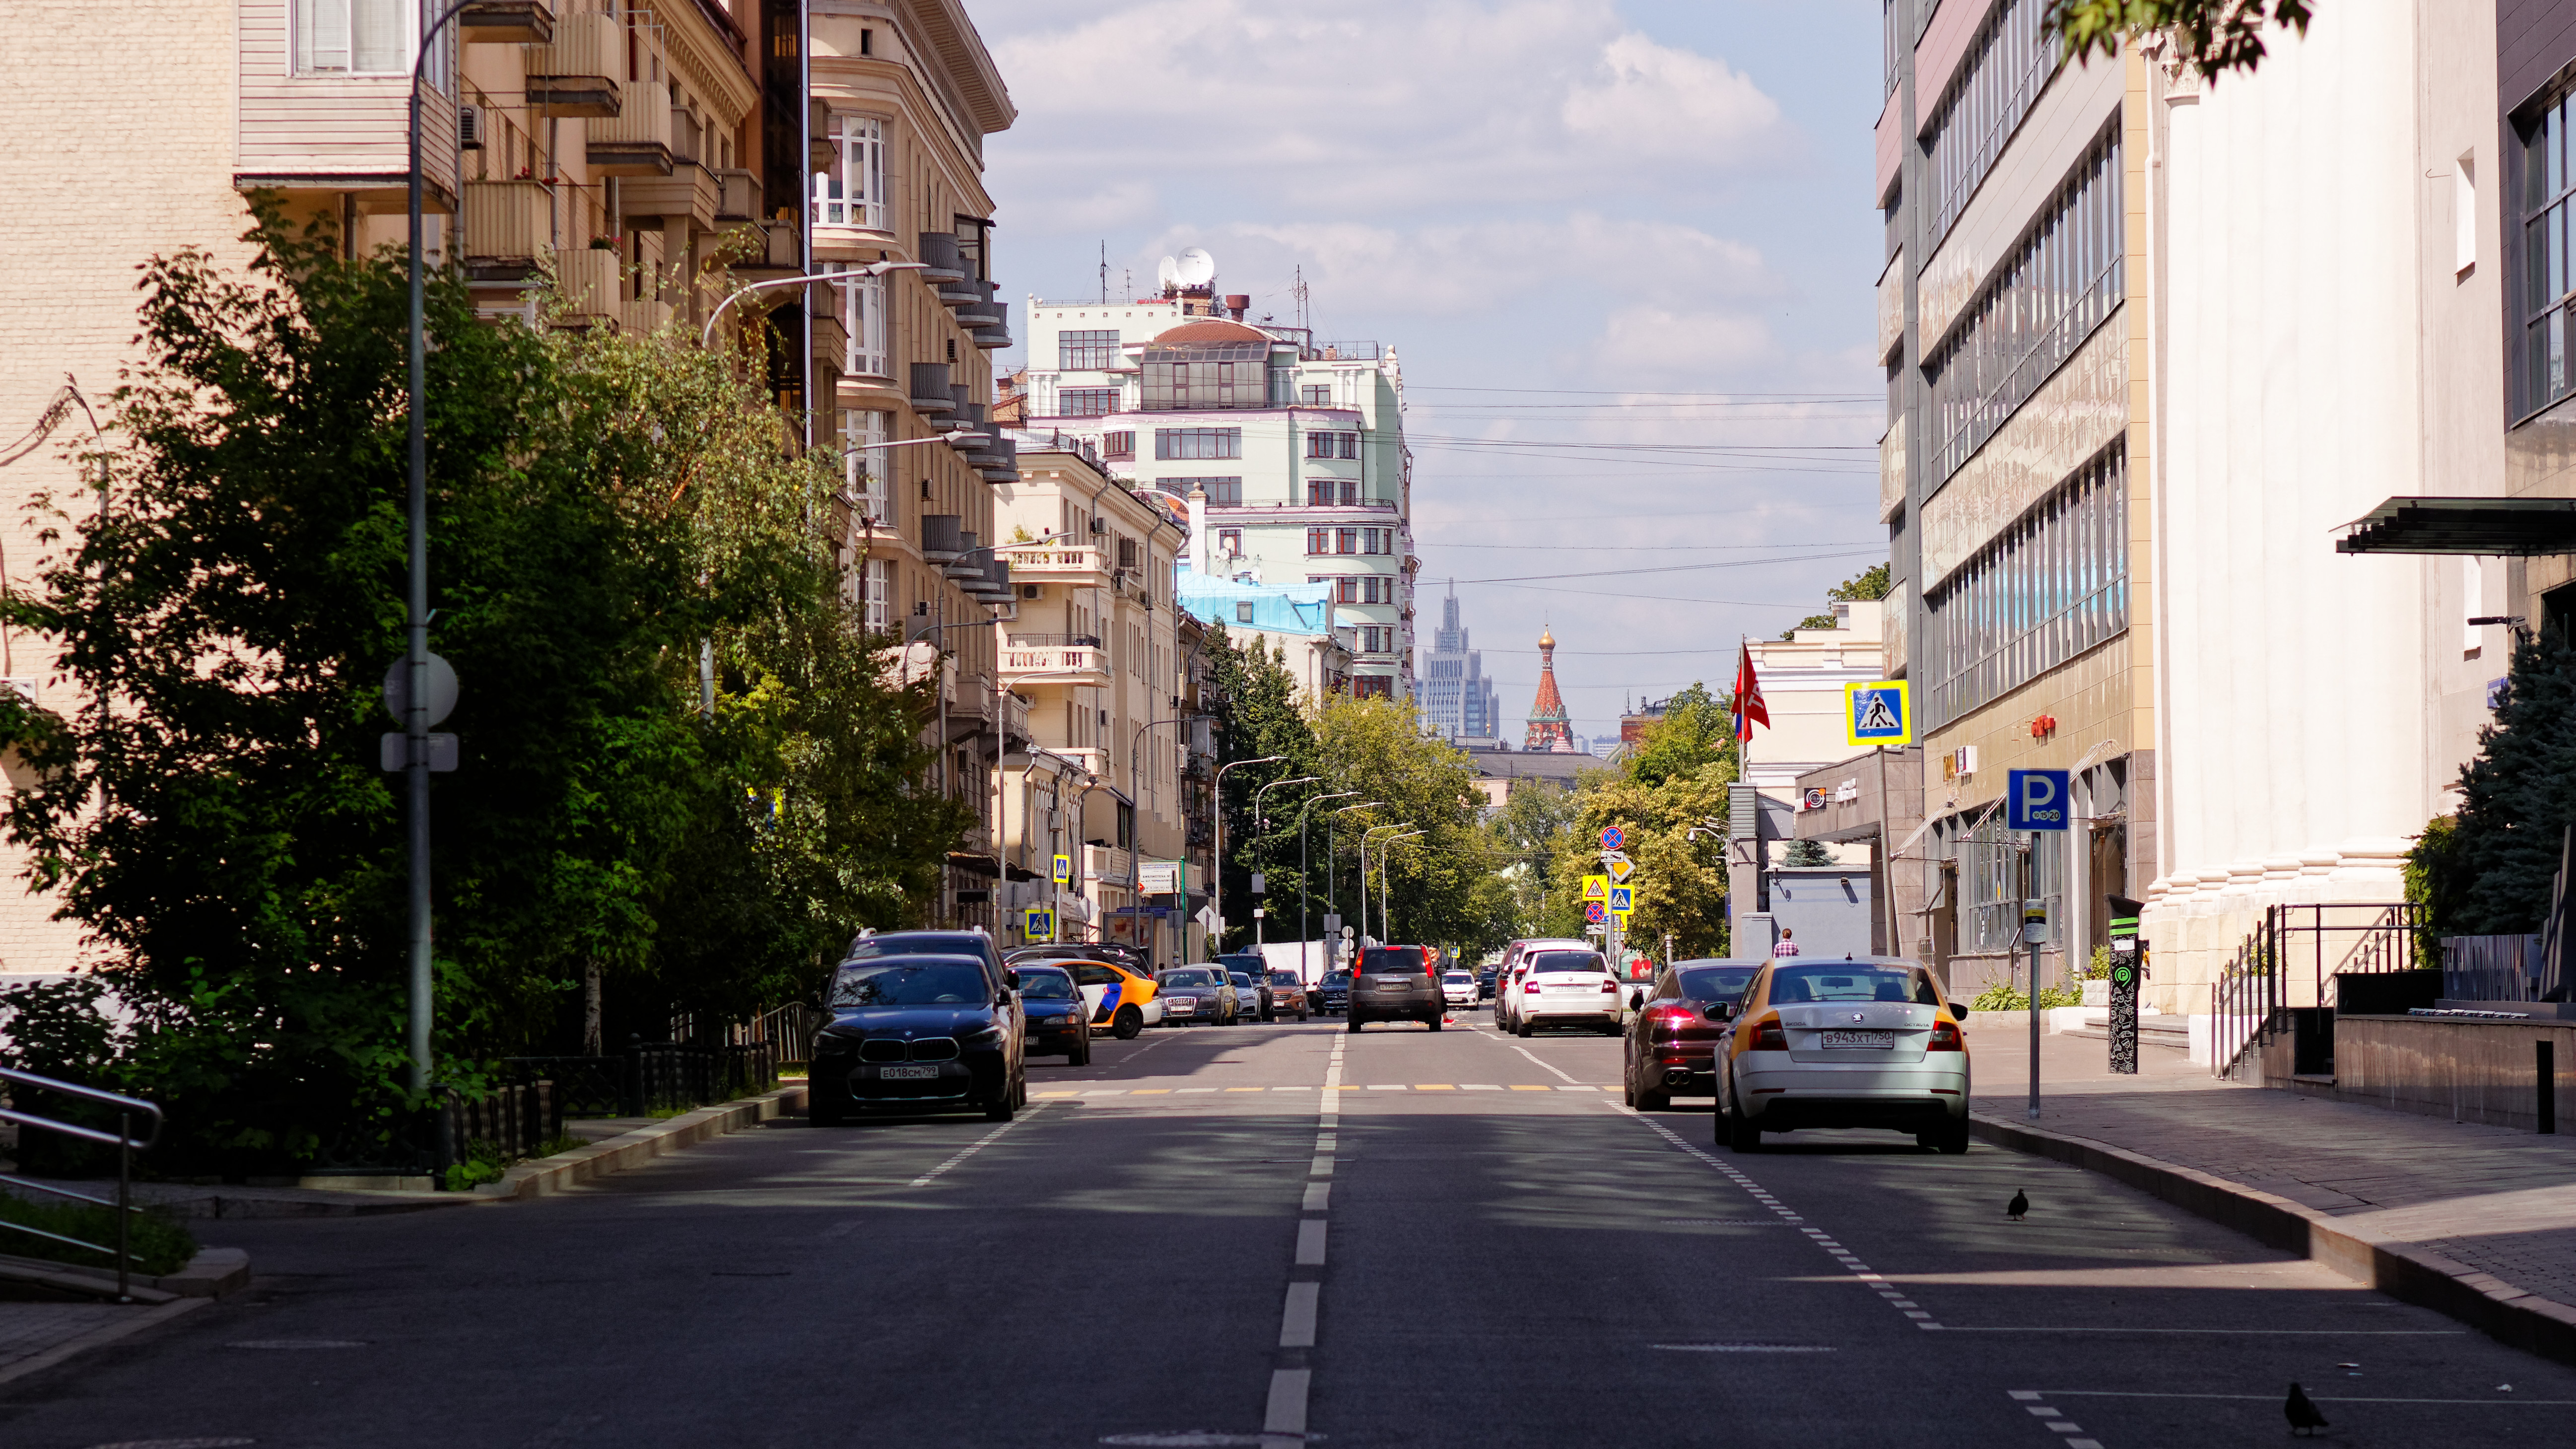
xmin=0 ymin=1065 xmax=164 ymax=1302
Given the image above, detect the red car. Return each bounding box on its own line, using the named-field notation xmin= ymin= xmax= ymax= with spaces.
xmin=1622 ymin=959 xmax=1762 ymax=1111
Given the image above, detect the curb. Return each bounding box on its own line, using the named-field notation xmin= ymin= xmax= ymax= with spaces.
xmin=475 ymin=1084 xmax=807 ymax=1201
xmin=0 ymin=1246 xmax=249 ymax=1307
xmin=1967 ymin=1110 xmax=2576 ymax=1368
xmin=0 ymin=1297 xmax=210 ymax=1389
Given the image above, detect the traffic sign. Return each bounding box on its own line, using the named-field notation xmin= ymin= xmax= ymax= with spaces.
xmin=1612 ymin=908 xmax=1632 ymax=925
xmin=1600 ymin=825 xmax=1625 ymax=851
xmin=1843 ymin=680 xmax=1911 ymax=747
xmin=2006 ymin=768 xmax=2072 ymax=831
xmin=1023 ymin=905 xmax=1055 ymax=941
xmin=1607 ymin=857 xmax=1634 ymax=883
xmin=1607 ymin=884 xmax=1634 ymax=913
xmin=1053 ymin=853 xmax=1073 ymax=885
xmin=1581 ymin=875 xmax=1609 ymax=902
xmin=1584 ymin=901 xmax=1607 ymax=925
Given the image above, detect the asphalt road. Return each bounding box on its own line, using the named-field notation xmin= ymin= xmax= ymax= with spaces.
xmin=7 ymin=1008 xmax=2575 ymax=1448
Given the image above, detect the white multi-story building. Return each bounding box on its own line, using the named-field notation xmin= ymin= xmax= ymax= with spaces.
xmin=1018 ymin=281 xmax=1416 ymax=702
xmin=1417 ymin=583 xmax=1502 ymax=743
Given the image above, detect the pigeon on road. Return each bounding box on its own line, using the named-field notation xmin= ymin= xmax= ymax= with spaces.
xmin=2006 ymin=1189 xmax=2029 ymax=1221
xmin=2285 ymin=1381 xmax=2329 ymax=1436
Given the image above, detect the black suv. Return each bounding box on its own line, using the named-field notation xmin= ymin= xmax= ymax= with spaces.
xmin=1349 ymin=946 xmax=1444 ymax=1033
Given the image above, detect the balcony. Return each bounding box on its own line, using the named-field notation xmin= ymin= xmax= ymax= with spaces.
xmin=525 ymin=9 xmax=620 ymax=116
xmin=552 ymin=247 xmax=619 ymax=325
xmin=999 ymin=546 xmax=1110 ymax=587
xmin=462 ymin=180 xmax=552 ymax=278
xmin=460 ymin=0 xmax=554 ymax=43
xmin=712 ymin=168 xmax=761 ymax=222
xmin=619 ymin=163 xmax=719 ymax=230
xmin=587 ymin=79 xmax=673 ymax=176
xmin=1085 ymin=844 xmax=1135 ymax=887
xmin=1002 ymin=642 xmax=1110 ymax=688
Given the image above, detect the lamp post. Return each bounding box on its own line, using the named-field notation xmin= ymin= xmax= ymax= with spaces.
xmin=1380 ymin=829 xmax=1427 ymax=943
xmin=1251 ymin=775 xmax=1319 ymax=958
xmin=1359 ymin=824 xmax=1409 ymax=942
xmin=1326 ymin=801 xmax=1384 ymax=950
xmin=406 ymin=1 xmax=476 ymax=1126
xmin=699 ymin=260 xmax=931 ymax=349
xmin=1212 ymin=756 xmax=1285 ymax=957
xmin=1295 ymin=791 xmax=1358 ymax=979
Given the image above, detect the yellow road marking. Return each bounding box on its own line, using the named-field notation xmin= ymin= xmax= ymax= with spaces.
xmin=1509 ymin=1085 xmax=1553 ymax=1091
xmin=1131 ymin=1089 xmax=1171 ymax=1095
xmin=1415 ymin=1084 xmax=1456 ymax=1090
xmin=1225 ymin=1087 xmax=1267 ymax=1092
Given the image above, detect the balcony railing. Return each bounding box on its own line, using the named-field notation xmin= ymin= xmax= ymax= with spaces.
xmin=1001 ymin=546 xmax=1110 ymax=580
xmin=526 ymin=7 xmax=619 ymax=115
xmin=1005 ymin=634 xmax=1102 ymax=649
xmin=553 ymin=247 xmax=619 ymax=322
xmin=1002 ymin=644 xmax=1108 ymax=681
xmin=463 ymin=180 xmax=552 ymax=269
xmin=588 ymin=78 xmax=674 ymax=175
xmin=1085 ymin=843 xmax=1134 ymax=886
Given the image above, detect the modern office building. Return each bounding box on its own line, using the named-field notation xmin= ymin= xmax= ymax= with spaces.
xmin=1018 ymin=273 xmax=1416 ymax=703
xmin=1418 ymin=583 xmax=1503 ymax=744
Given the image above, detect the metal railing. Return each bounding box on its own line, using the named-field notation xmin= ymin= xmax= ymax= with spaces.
xmin=0 ymin=1067 xmax=163 ymax=1302
xmin=2442 ymin=934 xmax=2548 ymax=1002
xmin=2211 ymin=902 xmax=2426 ymax=1078
xmin=503 ymin=1040 xmax=778 ymax=1118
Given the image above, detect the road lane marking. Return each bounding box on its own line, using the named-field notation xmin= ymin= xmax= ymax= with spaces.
xmin=1278 ymin=1283 xmax=1319 ymax=1348
xmin=2026 ymin=1389 xmax=2572 ymax=1404
xmin=1508 ymin=1085 xmax=1553 ymax=1091
xmin=1295 ymin=1220 xmax=1328 ymax=1265
xmin=1264 ymin=1368 xmax=1311 ymax=1436
xmin=1302 ymin=1182 xmax=1330 ymax=1212
xmin=907 ymin=1104 xmax=1049 ymax=1188
xmin=1941 ymin=1327 xmax=2463 ymax=1335
xmin=1460 ymin=1084 xmax=1502 ymax=1090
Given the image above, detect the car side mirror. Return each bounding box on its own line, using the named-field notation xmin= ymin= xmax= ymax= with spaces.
xmin=1706 ymin=1002 xmax=1735 ymax=1022
xmin=1005 ymin=970 xmax=1021 ymax=990
xmin=1949 ymin=1001 xmax=1969 ymax=1019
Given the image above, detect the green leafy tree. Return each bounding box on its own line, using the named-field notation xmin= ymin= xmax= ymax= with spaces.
xmin=2047 ymin=0 xmax=2314 ymax=80
xmin=1782 ymin=839 xmax=1833 ymax=868
xmin=2421 ymin=628 xmax=2576 ymax=933
xmin=1203 ymin=624 xmax=1322 ymax=951
xmin=1309 ymin=695 xmax=1489 ymax=952
xmin=1486 ymin=776 xmax=1583 ymax=939
xmin=1537 ymin=682 xmax=1738 ymax=961
xmin=1783 ymin=563 xmax=1892 ymax=638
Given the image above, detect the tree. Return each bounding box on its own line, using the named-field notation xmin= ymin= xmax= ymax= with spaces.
xmin=2047 ymin=0 xmax=2314 ymax=80
xmin=1533 ymin=686 xmax=1739 ymax=962
xmin=1203 ymin=624 xmax=1321 ymax=952
xmin=1486 ymin=777 xmax=1583 ymax=939
xmin=1309 ymin=695 xmax=1489 ymax=952
xmin=1782 ymin=839 xmax=1833 ymax=868
xmin=2419 ymin=627 xmax=2576 ymax=933
xmin=1783 ymin=563 xmax=1892 ymax=638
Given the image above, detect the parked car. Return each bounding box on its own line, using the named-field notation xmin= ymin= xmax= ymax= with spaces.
xmin=1513 ymin=947 xmax=1622 ymax=1036
xmin=1350 ymin=945 xmax=1444 ymax=1033
xmin=846 ymin=930 xmax=1008 ymax=994
xmin=1714 ymin=958 xmax=1971 ymax=1155
xmin=1476 ymin=965 xmax=1498 ymax=1001
xmin=1229 ymin=970 xmax=1272 ymax=1021
xmin=1008 ymin=941 xmax=1152 ymax=976
xmin=1269 ymin=970 xmax=1310 ymax=1022
xmin=1494 ymin=937 xmax=1590 ymax=1033
xmin=1316 ymin=970 xmax=1352 ymax=1015
xmin=1046 ymin=957 xmax=1163 ymax=1038
xmin=1013 ymin=964 xmax=1092 ymax=1066
xmin=809 ymin=955 xmax=1025 ymax=1125
xmin=1440 ymin=971 xmax=1478 ymax=1009
xmin=1621 ymin=960 xmax=1760 ymax=1109
xmin=1155 ymin=966 xmax=1238 ymax=1026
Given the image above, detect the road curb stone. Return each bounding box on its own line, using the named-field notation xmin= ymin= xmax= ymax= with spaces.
xmin=475 ymin=1085 xmax=808 ymax=1201
xmin=1967 ymin=1109 xmax=2576 ymax=1368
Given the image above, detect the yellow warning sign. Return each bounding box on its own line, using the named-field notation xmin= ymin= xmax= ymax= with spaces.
xmin=1581 ymin=875 xmax=1609 ymax=902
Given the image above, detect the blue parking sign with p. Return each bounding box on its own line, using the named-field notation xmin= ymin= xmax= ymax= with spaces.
xmin=2007 ymin=769 xmax=2071 ymax=831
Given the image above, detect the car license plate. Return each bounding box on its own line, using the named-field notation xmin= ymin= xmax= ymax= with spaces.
xmin=1818 ymin=1030 xmax=1894 ymax=1049
xmin=880 ymin=1064 xmax=940 ymax=1080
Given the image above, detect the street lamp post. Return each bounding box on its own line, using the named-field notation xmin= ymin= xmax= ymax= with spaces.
xmin=1295 ymin=791 xmax=1358 ymax=978
xmin=1211 ymin=756 xmax=1285 ymax=957
xmin=1359 ymin=824 xmax=1409 ymax=942
xmin=698 ymin=261 xmax=931 ymax=349
xmin=1380 ymin=829 xmax=1427 ymax=943
xmin=1326 ymin=801 xmax=1383 ymax=949
xmin=1251 ymin=776 xmax=1319 ymax=958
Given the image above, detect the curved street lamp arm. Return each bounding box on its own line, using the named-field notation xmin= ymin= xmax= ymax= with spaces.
xmin=700 ymin=261 xmax=931 ymax=348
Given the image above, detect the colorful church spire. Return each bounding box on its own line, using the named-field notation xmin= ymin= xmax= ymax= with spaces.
xmin=1525 ymin=626 xmax=1574 ymax=753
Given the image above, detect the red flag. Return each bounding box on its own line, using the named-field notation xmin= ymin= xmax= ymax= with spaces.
xmin=1732 ymin=640 xmax=1769 ymax=743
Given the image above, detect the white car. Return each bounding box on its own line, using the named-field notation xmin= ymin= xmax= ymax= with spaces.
xmin=1715 ymin=958 xmax=1971 ymax=1155
xmin=1512 ymin=947 xmax=1624 ymax=1036
xmin=1493 ymin=938 xmax=1590 ymax=1033
xmin=1440 ymin=971 xmax=1477 ymax=1009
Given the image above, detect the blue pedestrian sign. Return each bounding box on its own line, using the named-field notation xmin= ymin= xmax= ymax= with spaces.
xmin=1843 ymin=680 xmax=1912 ymax=747
xmin=2007 ymin=769 xmax=2072 ymax=831
xmin=1608 ymin=884 xmax=1634 ymax=913
xmin=1599 ymin=826 xmax=1625 ymax=851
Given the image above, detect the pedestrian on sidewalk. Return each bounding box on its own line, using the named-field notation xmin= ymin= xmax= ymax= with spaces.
xmin=1771 ymin=928 xmax=1801 ymax=959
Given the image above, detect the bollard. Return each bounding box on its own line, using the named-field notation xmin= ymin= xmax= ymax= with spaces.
xmin=2541 ymin=1040 xmax=2558 ymax=1136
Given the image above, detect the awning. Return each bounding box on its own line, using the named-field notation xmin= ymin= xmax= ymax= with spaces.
xmin=2336 ymin=496 xmax=2576 ymax=555
xmin=946 ymin=851 xmax=1002 ymax=878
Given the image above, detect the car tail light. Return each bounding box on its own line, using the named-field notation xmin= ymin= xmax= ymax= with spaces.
xmin=1928 ymin=1020 xmax=1964 ymax=1051
xmin=1599 ymin=980 xmax=1617 ymax=994
xmin=1524 ymin=981 xmax=1541 ymax=994
xmin=1749 ymin=1017 xmax=1788 ymax=1052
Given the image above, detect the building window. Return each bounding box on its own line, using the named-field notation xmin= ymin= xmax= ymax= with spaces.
xmin=835 ymin=269 xmax=888 ymax=378
xmin=1305 ymin=431 xmax=1358 ymax=459
xmin=1060 ymin=329 xmax=1119 ymax=370
xmin=1101 ymin=430 xmax=1135 ymax=460
xmin=296 ymin=0 xmax=415 ymax=75
xmin=1307 ymin=479 xmax=1360 ymax=506
xmin=1362 ymin=527 xmax=1392 ymax=554
xmin=1141 ymin=343 xmax=1270 ymax=411
xmin=1921 ymin=0 xmax=2052 ymax=245
xmin=1300 ymin=384 xmax=1333 ymax=406
xmin=813 ymin=115 xmax=886 ymax=230
xmin=1353 ymin=676 xmax=1393 ymax=700
xmin=1306 ymin=527 xmax=1330 ymax=555
xmin=1923 ymin=124 xmax=2121 ymax=484
xmin=1922 ymin=444 xmax=2128 ymax=726
xmin=2520 ymin=88 xmax=2576 ymax=416
xmin=1333 ymin=527 xmax=1358 ymax=554
xmin=1217 ymin=528 xmax=1242 ymax=556
xmin=1060 ymin=388 xmax=1118 ymax=417
xmin=1156 ymin=427 xmax=1242 ymax=460
xmin=1161 ymin=476 xmax=1242 ymax=505
xmin=841 ymin=408 xmax=888 ymax=519
xmin=1236 ymin=601 xmax=1256 ymax=623
xmin=864 ymin=557 xmax=892 ymax=634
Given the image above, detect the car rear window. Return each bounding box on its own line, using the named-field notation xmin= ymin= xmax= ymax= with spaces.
xmin=1158 ymin=969 xmax=1221 ymax=988
xmin=1766 ymin=965 xmax=1937 ymax=1005
xmin=1360 ymin=947 xmax=1427 ymax=974
xmin=1270 ymin=972 xmax=1302 ymax=986
xmin=1528 ymin=950 xmax=1607 ymax=974
xmin=1677 ymin=966 xmax=1759 ymax=1002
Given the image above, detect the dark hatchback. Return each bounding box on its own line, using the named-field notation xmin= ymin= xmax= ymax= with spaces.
xmin=810 ymin=955 xmax=1026 ymax=1125
xmin=1477 ymin=965 xmax=1498 ymax=1001
xmin=1315 ymin=970 xmax=1352 ymax=1015
xmin=1349 ymin=945 xmax=1444 ymax=1033
xmin=1622 ymin=959 xmax=1761 ymax=1111
xmin=1013 ymin=964 xmax=1091 ymax=1065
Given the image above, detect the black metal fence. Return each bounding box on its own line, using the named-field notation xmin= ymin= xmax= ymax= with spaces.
xmin=500 ymin=1041 xmax=777 ymax=1119
xmin=441 ymin=1080 xmax=560 ymax=1161
xmin=2211 ymin=902 xmax=2427 ymax=1079
xmin=2442 ymin=933 xmax=2553 ymax=1002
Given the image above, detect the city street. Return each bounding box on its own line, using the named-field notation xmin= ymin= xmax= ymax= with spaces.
xmin=6 ymin=1011 xmax=2575 ymax=1448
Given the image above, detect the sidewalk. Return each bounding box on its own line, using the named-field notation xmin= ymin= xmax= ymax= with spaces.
xmin=1965 ymin=1019 xmax=2576 ymax=1357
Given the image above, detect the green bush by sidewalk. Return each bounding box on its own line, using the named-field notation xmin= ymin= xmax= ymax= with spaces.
xmin=0 ymin=1191 xmax=197 ymax=1277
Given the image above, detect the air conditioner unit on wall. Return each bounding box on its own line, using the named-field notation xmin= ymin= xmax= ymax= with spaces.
xmin=458 ymin=105 xmax=483 ymax=150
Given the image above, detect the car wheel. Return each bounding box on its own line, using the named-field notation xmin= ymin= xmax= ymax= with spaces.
xmin=1516 ymin=1020 xmax=1534 ymax=1039
xmin=1112 ymin=1006 xmax=1143 ymax=1040
xmin=1933 ymin=1118 xmax=1971 ymax=1155
xmin=1427 ymin=1015 xmax=1444 ymax=1032
xmin=1348 ymin=1015 xmax=1366 ymax=1033
xmin=1637 ymin=1084 xmax=1672 ymax=1112
xmin=1069 ymin=1033 xmax=1092 ymax=1066
xmin=1724 ymin=1082 xmax=1762 ymax=1154
xmin=985 ymin=1088 xmax=1017 ymax=1122
xmin=810 ymin=1101 xmax=844 ymax=1128
xmin=1621 ymin=1068 xmax=1637 ymax=1109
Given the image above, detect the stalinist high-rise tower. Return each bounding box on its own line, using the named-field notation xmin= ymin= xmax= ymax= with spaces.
xmin=1524 ymin=627 xmax=1575 ymax=753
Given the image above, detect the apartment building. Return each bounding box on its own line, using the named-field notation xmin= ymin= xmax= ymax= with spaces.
xmin=1017 ymin=279 xmax=1416 ymax=704
xmin=1869 ymin=0 xmax=2150 ymax=994
xmin=0 ymin=0 xmax=1020 ymax=967
xmin=1176 ymin=575 xmax=1358 ymax=705
xmin=992 ymin=440 xmax=1197 ymax=965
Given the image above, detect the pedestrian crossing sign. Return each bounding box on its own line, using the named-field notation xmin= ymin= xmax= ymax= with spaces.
xmin=1843 ymin=679 xmax=1912 ymax=747
xmin=1052 ymin=853 xmax=1073 ymax=885
xmin=1608 ymin=884 xmax=1634 ymax=913
xmin=1582 ymin=875 xmax=1609 ymax=902
xmin=1023 ymin=905 xmax=1055 ymax=942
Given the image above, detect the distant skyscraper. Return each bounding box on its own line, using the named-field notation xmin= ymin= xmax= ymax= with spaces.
xmin=1525 ymin=627 xmax=1576 ymax=754
xmin=1418 ymin=582 xmax=1501 ymax=741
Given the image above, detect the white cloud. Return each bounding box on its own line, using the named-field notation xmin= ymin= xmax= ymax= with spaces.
xmin=1562 ymin=33 xmax=1781 ymax=159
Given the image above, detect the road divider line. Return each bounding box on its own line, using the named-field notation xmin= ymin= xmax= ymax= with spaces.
xmin=1302 ymin=1182 xmax=1330 ymax=1212
xmin=1295 ymin=1220 xmax=1328 ymax=1265
xmin=906 ymin=1104 xmax=1049 ymax=1188
xmin=1263 ymin=1368 xmax=1311 ymax=1439
xmin=1279 ymin=1283 xmax=1319 ymax=1348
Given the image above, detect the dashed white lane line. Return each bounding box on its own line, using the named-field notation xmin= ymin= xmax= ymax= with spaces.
xmin=1278 ymin=1283 xmax=1319 ymax=1348
xmin=2008 ymin=1390 xmax=2103 ymax=1449
xmin=1294 ymin=1219 xmax=1328 ymax=1265
xmin=906 ymin=1103 xmax=1049 ymax=1188
xmin=1259 ymin=1029 xmax=1344 ymax=1446
xmin=1621 ymin=1108 xmax=1943 ymax=1331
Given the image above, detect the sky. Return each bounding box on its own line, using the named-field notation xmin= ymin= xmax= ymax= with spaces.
xmin=970 ymin=0 xmax=1886 ymax=743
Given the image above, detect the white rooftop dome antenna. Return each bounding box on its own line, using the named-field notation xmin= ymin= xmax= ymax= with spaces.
xmin=1155 ymin=255 xmax=1180 ymax=290
xmin=1174 ymin=246 xmax=1216 ymax=287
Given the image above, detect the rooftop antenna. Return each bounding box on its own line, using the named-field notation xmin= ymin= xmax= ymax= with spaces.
xmin=1098 ymin=240 xmax=1107 ymax=304
xmin=1291 ymin=265 xmax=1310 ymax=332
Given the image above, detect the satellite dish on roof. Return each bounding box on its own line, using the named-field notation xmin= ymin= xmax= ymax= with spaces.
xmin=1174 ymin=247 xmax=1216 ymax=286
xmin=1155 ymin=255 xmax=1180 ymax=290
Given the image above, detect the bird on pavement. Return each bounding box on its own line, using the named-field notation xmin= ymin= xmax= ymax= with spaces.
xmin=2007 ymin=1189 xmax=2029 ymax=1221
xmin=2285 ymin=1381 xmax=2328 ymax=1436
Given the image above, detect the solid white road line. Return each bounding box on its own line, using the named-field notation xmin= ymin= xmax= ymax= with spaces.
xmin=1279 ymin=1283 xmax=1319 ymax=1348
xmin=2025 ymin=1389 xmax=2574 ymax=1405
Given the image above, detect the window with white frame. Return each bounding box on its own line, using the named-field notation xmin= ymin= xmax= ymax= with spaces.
xmin=1155 ymin=427 xmax=1241 ymax=460
xmin=1217 ymin=528 xmax=1242 ymax=556
xmin=836 ymin=269 xmax=888 ymax=378
xmin=1059 ymin=330 xmax=1120 ymax=369
xmin=813 ymin=115 xmax=886 ymax=230
xmin=1300 ymin=384 xmax=1332 ymax=406
xmin=297 ymin=0 xmax=416 ymax=77
xmin=1059 ymin=388 xmax=1118 ymax=417
xmin=841 ymin=409 xmax=889 ymax=520
xmin=864 ymin=557 xmax=892 ymax=635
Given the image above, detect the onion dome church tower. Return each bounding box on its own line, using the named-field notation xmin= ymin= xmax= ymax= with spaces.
xmin=1525 ymin=626 xmax=1575 ymax=753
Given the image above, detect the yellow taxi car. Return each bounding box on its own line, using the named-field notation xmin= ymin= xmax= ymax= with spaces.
xmin=1058 ymin=957 xmax=1165 ymax=1039
xmin=1711 ymin=957 xmax=1971 ymax=1155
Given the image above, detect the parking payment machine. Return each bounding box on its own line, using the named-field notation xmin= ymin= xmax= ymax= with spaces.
xmin=2105 ymin=894 xmax=2146 ymax=1075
